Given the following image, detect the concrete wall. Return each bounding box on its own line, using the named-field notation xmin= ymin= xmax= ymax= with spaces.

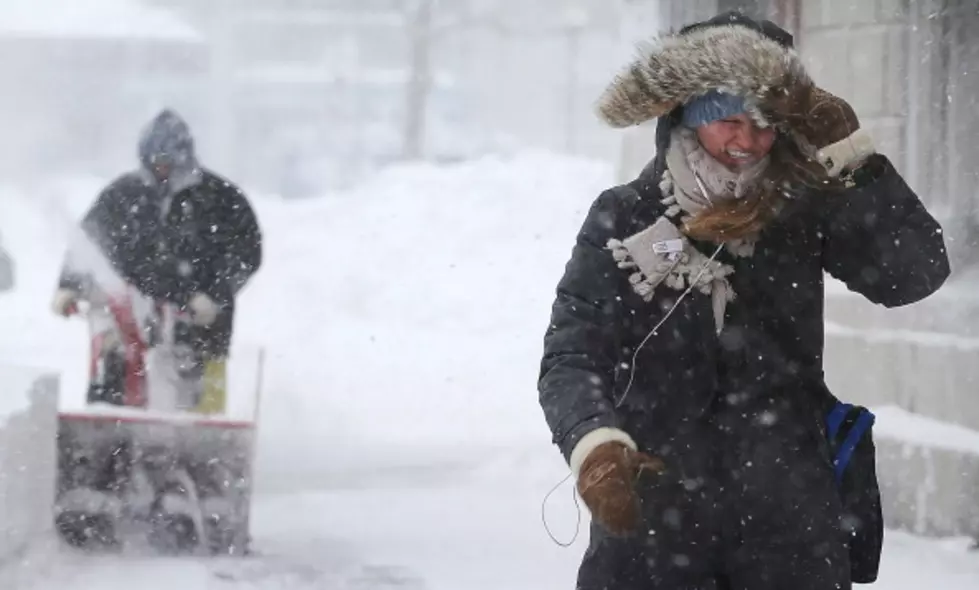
xmin=824 ymin=316 xmax=979 ymax=431
xmin=0 ymin=371 xmax=58 ymax=564
xmin=799 ymin=0 xmax=979 ymax=271
xmin=876 ymin=433 xmax=979 ymax=538
xmin=799 ymin=0 xmax=909 ymax=171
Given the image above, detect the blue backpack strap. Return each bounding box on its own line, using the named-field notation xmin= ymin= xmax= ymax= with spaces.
xmin=827 ymin=402 xmax=853 ymax=441
xmin=833 ymin=408 xmax=876 ymax=485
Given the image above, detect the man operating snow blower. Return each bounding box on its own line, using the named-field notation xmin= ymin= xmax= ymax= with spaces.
xmin=49 ymin=109 xmax=263 ymax=554
xmin=53 ymin=108 xmax=262 ymax=411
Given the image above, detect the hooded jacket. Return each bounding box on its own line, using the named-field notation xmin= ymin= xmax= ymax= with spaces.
xmin=538 ymin=13 xmax=949 ymax=589
xmin=59 ymin=111 xmax=262 ymax=355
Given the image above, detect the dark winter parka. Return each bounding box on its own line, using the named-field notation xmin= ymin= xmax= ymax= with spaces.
xmin=60 ymin=111 xmax=262 ymax=356
xmin=537 ymin=14 xmax=950 ymax=590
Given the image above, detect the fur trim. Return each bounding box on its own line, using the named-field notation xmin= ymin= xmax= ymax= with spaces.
xmin=596 ymin=24 xmax=810 ymax=128
xmin=817 ymin=128 xmax=876 ymax=177
xmin=569 ymin=427 xmax=637 ymax=478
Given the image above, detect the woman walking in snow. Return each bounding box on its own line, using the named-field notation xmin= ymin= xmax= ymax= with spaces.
xmin=537 ymin=11 xmax=949 ymax=590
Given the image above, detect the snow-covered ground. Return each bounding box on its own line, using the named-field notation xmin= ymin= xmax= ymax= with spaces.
xmin=8 ymin=471 xmax=979 ymax=590
xmin=2 ymin=152 xmax=979 ymax=588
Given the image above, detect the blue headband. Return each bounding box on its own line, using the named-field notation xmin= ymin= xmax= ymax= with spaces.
xmin=681 ymin=90 xmax=747 ymax=128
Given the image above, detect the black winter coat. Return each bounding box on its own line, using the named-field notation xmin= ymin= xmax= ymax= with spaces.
xmin=60 ymin=169 xmax=262 ymax=355
xmin=538 ymin=150 xmax=949 ymax=587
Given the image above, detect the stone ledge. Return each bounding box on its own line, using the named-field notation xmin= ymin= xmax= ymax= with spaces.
xmin=873 ymin=407 xmax=979 ymax=539
xmin=877 ymin=436 xmax=979 ymax=539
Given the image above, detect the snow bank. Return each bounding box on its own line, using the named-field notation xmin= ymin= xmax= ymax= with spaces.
xmin=0 ymin=367 xmax=58 ymax=563
xmin=0 ymin=0 xmax=201 ymax=41
xmin=234 ymin=151 xmax=612 ymax=485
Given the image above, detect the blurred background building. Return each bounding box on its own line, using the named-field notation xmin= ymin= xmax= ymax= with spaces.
xmin=0 ymin=0 xmax=631 ymax=196
xmin=0 ymin=0 xmax=208 ymax=182
xmin=3 ymin=0 xmax=976 ymax=224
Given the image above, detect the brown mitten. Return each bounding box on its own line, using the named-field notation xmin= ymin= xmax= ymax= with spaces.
xmin=769 ymin=85 xmax=876 ymax=177
xmin=576 ymin=441 xmax=665 ymax=536
xmin=796 ymin=87 xmax=861 ymax=148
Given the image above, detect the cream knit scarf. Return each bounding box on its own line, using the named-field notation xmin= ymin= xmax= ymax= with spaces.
xmin=608 ymin=127 xmax=769 ymax=333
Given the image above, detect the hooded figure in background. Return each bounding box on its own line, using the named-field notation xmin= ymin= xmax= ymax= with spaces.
xmin=53 ymin=109 xmax=262 ymax=361
xmin=538 ymin=12 xmax=949 ymax=590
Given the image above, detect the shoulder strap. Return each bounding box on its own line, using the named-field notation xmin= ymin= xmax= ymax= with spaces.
xmin=827 ymin=402 xmax=853 ymax=441
xmin=831 ymin=407 xmax=875 ymax=486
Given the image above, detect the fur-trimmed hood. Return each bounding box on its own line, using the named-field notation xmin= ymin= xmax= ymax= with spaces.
xmin=597 ymin=14 xmax=810 ymax=130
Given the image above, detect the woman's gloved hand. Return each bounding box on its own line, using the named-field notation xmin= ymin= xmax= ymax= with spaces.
xmin=572 ymin=431 xmax=666 ymax=537
xmin=769 ymin=85 xmax=876 ymax=178
xmin=187 ymin=292 xmax=221 ymax=326
xmin=51 ymin=287 xmax=79 ymax=317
